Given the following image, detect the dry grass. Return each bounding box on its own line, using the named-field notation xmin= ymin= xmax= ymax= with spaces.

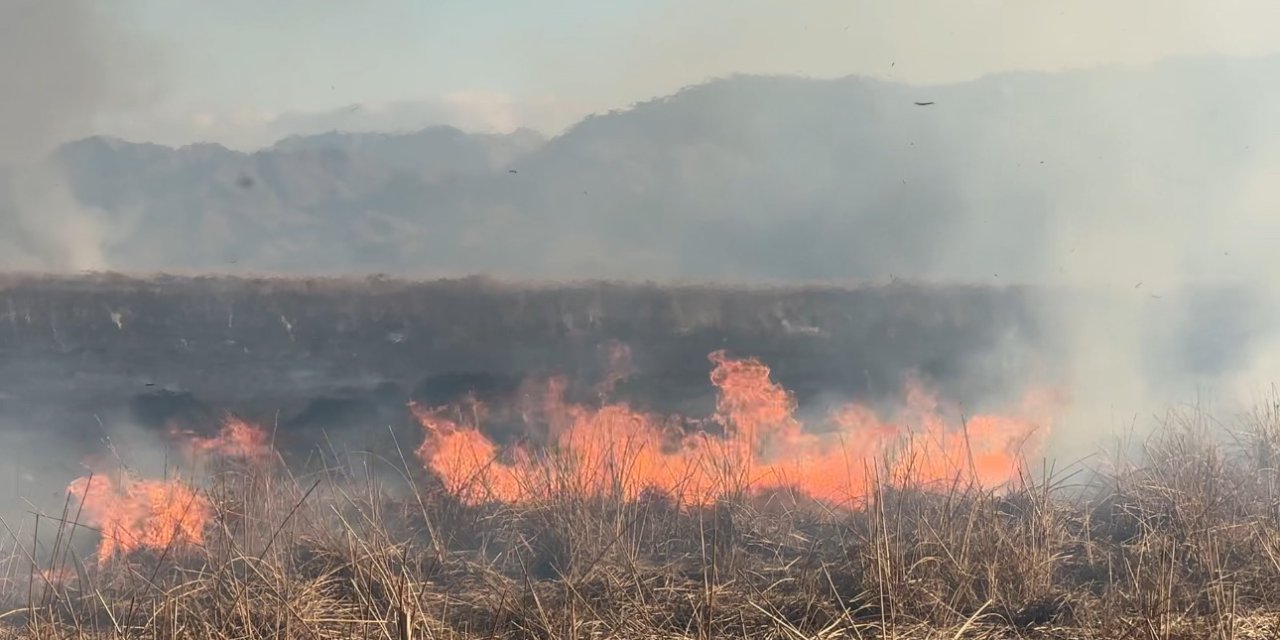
xmin=6 ymin=403 xmax=1280 ymax=639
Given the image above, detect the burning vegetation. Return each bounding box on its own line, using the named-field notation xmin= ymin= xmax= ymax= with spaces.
xmin=411 ymin=349 xmax=1056 ymax=506
xmin=1 ymin=278 xmax=1277 ymax=640
xmin=8 ymin=334 xmax=1280 ymax=639
xmin=64 ymin=474 xmax=209 ymax=567
xmin=61 ymin=347 xmax=1050 ymax=568
xmin=64 ymin=415 xmax=273 ymax=565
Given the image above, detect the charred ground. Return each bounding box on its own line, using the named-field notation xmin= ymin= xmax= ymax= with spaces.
xmin=6 ymin=274 xmax=1280 ymax=639
xmin=0 ymin=273 xmax=1042 ymax=502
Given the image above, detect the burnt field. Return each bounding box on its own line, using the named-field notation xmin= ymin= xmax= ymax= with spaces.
xmin=0 ymin=273 xmax=1044 ymax=500
xmin=6 ymin=274 xmax=1280 ymax=639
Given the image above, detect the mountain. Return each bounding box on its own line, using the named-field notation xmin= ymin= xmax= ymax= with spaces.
xmin=44 ymin=55 xmax=1280 ymax=281
xmin=52 ymin=126 xmax=545 ymax=271
xmin=269 ymin=126 xmax=545 ymax=175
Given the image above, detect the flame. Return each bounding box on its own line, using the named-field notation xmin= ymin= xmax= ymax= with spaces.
xmin=414 ymin=349 xmax=1064 ymax=507
xmin=412 ymin=398 xmax=527 ymax=503
xmin=185 ymin=415 xmax=272 ymax=460
xmin=68 ymin=415 xmax=271 ymax=565
xmin=67 ymin=473 xmax=210 ymax=566
xmin=888 ymin=380 xmax=1056 ymax=487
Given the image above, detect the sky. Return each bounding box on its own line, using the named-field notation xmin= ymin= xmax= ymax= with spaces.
xmin=91 ymin=0 xmax=1280 ymax=149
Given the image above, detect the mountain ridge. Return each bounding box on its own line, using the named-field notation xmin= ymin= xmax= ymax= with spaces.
xmin=24 ymin=55 xmax=1280 ymax=281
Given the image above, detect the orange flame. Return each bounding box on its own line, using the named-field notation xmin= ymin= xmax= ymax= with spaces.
xmin=414 ymin=349 xmax=1063 ymax=507
xmin=68 ymin=415 xmax=272 ymax=564
xmin=412 ymin=398 xmax=527 ymax=503
xmin=67 ymin=474 xmax=210 ymax=566
xmin=185 ymin=415 xmax=272 ymax=460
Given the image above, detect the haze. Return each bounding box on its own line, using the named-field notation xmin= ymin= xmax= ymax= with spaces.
xmin=68 ymin=0 xmax=1280 ymax=148
xmin=4 ymin=0 xmax=1280 ymax=459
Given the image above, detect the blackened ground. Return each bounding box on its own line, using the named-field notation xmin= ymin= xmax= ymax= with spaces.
xmin=0 ymin=273 xmax=1046 ymax=504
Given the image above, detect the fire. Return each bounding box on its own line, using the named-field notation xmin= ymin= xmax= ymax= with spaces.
xmin=415 ymin=349 xmax=1063 ymax=506
xmin=887 ymin=381 xmax=1055 ymax=487
xmin=411 ymin=398 xmax=526 ymax=503
xmin=185 ymin=415 xmax=272 ymax=460
xmin=68 ymin=415 xmax=271 ymax=564
xmin=67 ymin=473 xmax=210 ymax=566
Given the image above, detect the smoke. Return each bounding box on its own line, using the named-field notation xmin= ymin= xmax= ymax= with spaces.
xmin=3 ymin=2 xmax=1278 ymax=476
xmin=477 ymin=57 xmax=1280 ymax=458
xmin=0 ymin=0 xmax=161 ymax=535
xmin=0 ymin=0 xmax=156 ymax=271
xmin=1019 ymin=59 xmax=1280 ymax=459
xmin=41 ymin=54 xmax=1280 ymax=463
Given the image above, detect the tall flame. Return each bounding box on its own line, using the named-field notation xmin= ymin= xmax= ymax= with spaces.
xmin=415 ymin=350 xmax=1062 ymax=506
xmin=67 ymin=473 xmax=210 ymax=566
xmin=411 ymin=398 xmax=527 ymax=504
xmin=68 ymin=415 xmax=271 ymax=564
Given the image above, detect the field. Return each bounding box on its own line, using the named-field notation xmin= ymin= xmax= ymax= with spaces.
xmin=0 ymin=273 xmax=1041 ymax=505
xmin=4 ymin=401 xmax=1280 ymax=639
xmin=0 ymin=275 xmax=1270 ymax=639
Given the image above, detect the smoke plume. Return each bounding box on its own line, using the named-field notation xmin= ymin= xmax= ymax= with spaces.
xmin=0 ymin=0 xmax=154 ymax=271
xmin=0 ymin=0 xmax=163 ymax=530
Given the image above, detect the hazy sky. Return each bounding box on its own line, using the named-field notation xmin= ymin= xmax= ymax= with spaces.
xmin=91 ymin=0 xmax=1280 ymax=147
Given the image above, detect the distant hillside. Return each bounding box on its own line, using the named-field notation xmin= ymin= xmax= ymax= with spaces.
xmin=46 ymin=55 xmax=1280 ymax=281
